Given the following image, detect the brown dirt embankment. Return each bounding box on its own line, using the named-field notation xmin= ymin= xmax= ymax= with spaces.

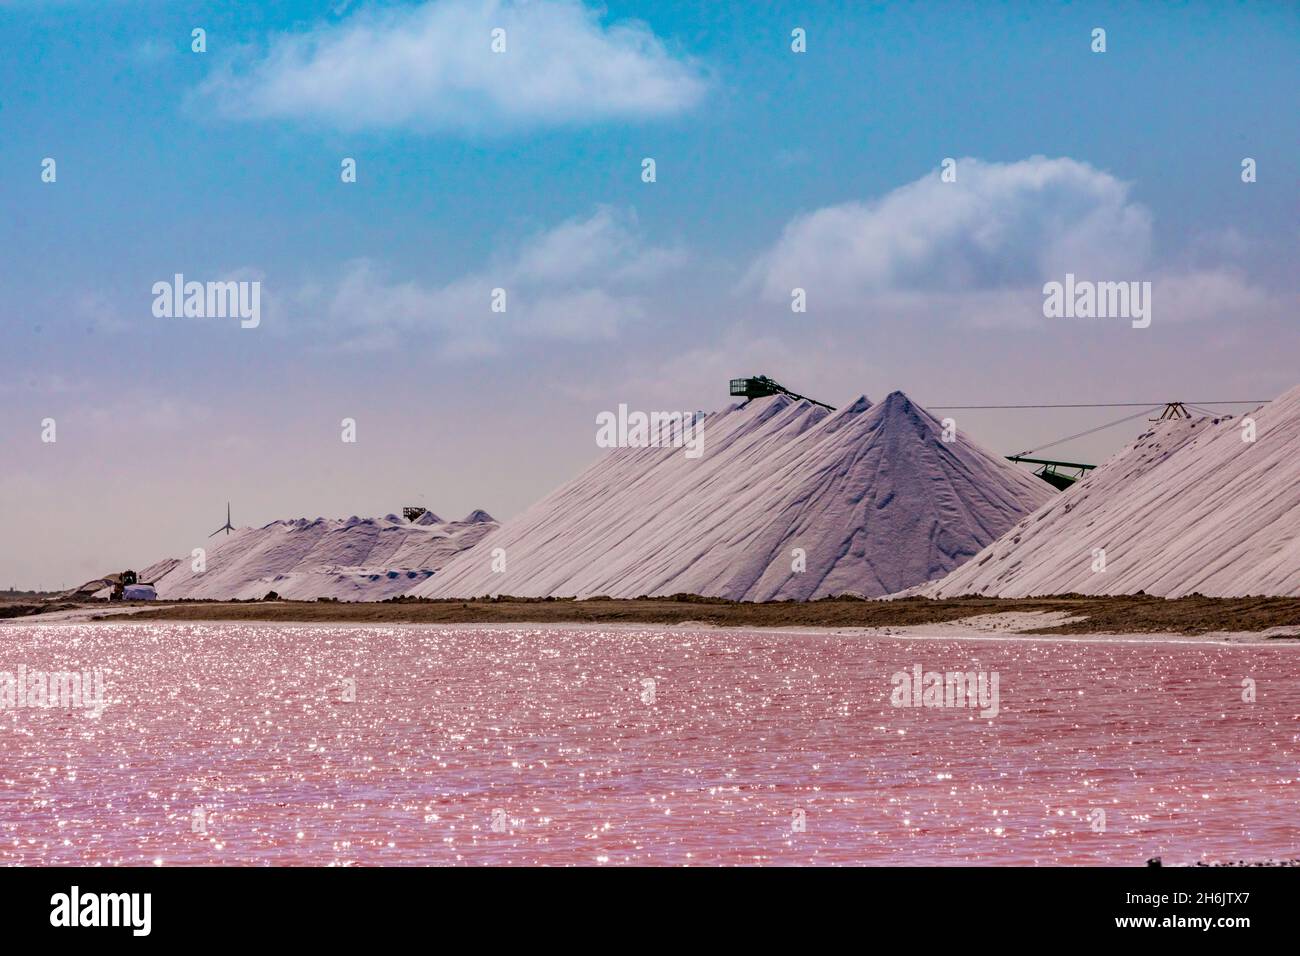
xmin=77 ymin=593 xmax=1300 ymax=636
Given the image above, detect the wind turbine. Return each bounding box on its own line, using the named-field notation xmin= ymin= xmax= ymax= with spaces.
xmin=210 ymin=502 xmax=235 ymax=537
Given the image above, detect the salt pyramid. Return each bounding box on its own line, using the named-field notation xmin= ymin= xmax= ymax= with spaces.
xmin=919 ymin=384 xmax=1300 ymax=597
xmin=411 ymin=391 xmax=1053 ymax=600
xmin=143 ymin=511 xmax=497 ymax=601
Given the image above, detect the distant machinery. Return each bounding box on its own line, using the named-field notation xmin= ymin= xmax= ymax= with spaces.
xmin=932 ymin=398 xmax=1262 ymax=491
xmin=1002 ymin=456 xmax=1096 ymax=491
xmin=729 ymin=375 xmax=835 ymax=411
xmin=733 ymin=380 xmax=1267 ymax=493
xmin=1008 ymin=400 xmax=1210 ymax=488
xmin=1151 ymin=402 xmax=1193 ymax=421
xmin=110 ymin=569 xmax=136 ymax=601
xmin=733 ymin=375 xmax=1102 ymax=492
xmin=109 ymin=569 xmax=157 ymax=601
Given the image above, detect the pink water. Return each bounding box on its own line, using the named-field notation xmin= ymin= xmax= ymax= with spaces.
xmin=1 ymin=622 xmax=1297 ymax=866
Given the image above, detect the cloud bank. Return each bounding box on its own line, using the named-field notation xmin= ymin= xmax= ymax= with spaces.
xmin=199 ymin=0 xmax=707 ymax=132
xmin=741 ymin=155 xmax=1294 ymax=330
xmin=297 ymin=206 xmax=683 ymax=354
xmin=744 ymin=156 xmax=1155 ymax=307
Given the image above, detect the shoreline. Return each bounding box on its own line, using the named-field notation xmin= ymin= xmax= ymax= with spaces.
xmin=7 ymin=599 xmax=1300 ymax=645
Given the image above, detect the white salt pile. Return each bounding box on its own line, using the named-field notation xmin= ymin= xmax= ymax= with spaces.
xmin=411 ymin=391 xmax=1053 ymax=600
xmin=919 ymin=384 xmax=1300 ymax=597
xmin=142 ymin=511 xmax=497 ymax=601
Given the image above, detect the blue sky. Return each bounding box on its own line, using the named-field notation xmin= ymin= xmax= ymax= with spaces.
xmin=2 ymin=0 xmax=1297 ymax=587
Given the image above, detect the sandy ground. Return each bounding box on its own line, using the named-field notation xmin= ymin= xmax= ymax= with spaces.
xmin=670 ymin=611 xmax=1300 ymax=645
xmin=826 ymin=616 xmax=1300 ymax=645
xmin=8 ymin=603 xmax=1299 ymax=645
xmin=6 ymin=603 xmax=152 ymax=625
xmin=99 ymin=594 xmax=1300 ymax=639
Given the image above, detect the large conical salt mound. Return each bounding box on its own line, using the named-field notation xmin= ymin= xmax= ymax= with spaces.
xmin=143 ymin=511 xmax=497 ymax=601
xmin=412 ymin=391 xmax=1053 ymax=600
xmin=918 ymin=384 xmax=1300 ymax=597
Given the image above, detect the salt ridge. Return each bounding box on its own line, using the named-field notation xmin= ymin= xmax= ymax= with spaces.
xmin=412 ymin=391 xmax=1053 ymax=600
xmin=143 ymin=511 xmax=497 ymax=601
xmin=919 ymin=384 xmax=1300 ymax=597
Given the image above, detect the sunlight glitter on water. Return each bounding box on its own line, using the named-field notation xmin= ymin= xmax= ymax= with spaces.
xmin=1 ymin=622 xmax=1297 ymax=866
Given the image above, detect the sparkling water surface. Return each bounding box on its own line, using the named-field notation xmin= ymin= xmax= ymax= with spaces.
xmin=1 ymin=622 xmax=1296 ymax=866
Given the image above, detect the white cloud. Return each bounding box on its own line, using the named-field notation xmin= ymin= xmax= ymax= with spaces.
xmin=741 ymin=155 xmax=1290 ymax=332
xmin=198 ymin=0 xmax=707 ymax=132
xmin=296 ymin=206 xmax=680 ymax=354
xmin=1149 ymin=268 xmax=1280 ymax=324
xmin=744 ymin=156 xmax=1154 ymax=307
xmin=511 ymin=207 xmax=683 ymax=283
